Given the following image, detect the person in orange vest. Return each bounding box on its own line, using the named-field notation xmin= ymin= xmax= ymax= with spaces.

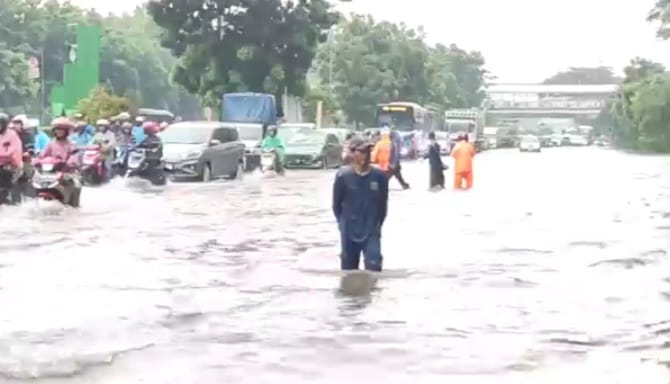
xmin=371 ymin=128 xmax=392 ymax=173
xmin=451 ymin=133 xmax=475 ymax=190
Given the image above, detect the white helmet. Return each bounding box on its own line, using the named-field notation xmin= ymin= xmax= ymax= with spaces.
xmin=11 ymin=114 xmax=28 ymax=126
xmin=96 ymin=118 xmax=110 ymax=126
xmin=117 ymin=112 xmax=131 ymax=120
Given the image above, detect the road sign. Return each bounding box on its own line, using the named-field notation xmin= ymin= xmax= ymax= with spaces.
xmin=27 ymin=56 xmax=39 ymax=79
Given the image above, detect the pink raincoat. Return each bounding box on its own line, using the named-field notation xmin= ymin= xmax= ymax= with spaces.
xmin=0 ymin=129 xmax=23 ymax=168
xmin=39 ymin=139 xmax=79 ymax=168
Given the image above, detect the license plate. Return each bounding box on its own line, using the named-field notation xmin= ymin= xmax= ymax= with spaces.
xmin=261 ymin=156 xmax=273 ymax=167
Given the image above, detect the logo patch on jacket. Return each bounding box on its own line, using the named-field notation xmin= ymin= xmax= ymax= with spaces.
xmin=370 ymin=181 xmax=379 ymax=191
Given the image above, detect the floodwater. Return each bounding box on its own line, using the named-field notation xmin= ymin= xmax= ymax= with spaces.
xmin=0 ymin=147 xmax=669 ymax=383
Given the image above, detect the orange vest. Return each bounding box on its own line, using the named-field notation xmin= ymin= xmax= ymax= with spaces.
xmin=451 ymin=142 xmax=475 ymax=173
xmin=372 ymin=137 xmax=391 ymax=171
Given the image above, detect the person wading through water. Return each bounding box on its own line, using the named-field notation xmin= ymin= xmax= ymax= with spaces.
xmin=333 ymin=137 xmax=388 ymax=272
xmin=451 ymin=133 xmax=475 ymax=190
xmin=388 ymin=127 xmax=410 ymax=189
xmin=425 ymin=131 xmax=448 ymax=189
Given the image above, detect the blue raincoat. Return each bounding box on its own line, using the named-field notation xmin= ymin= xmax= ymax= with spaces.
xmin=34 ymin=129 xmax=50 ymax=154
xmin=69 ymin=131 xmax=93 ymax=149
xmin=131 ymin=124 xmax=146 ymax=145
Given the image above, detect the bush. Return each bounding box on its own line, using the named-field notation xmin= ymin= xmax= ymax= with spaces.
xmin=76 ymin=86 xmax=135 ymax=123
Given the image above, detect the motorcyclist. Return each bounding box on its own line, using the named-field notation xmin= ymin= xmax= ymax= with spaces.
xmin=10 ymin=114 xmax=36 ymax=197
xmin=260 ymin=126 xmax=285 ymax=173
xmin=0 ymin=113 xmax=24 ymax=203
xmin=40 ymin=117 xmax=79 ymax=169
xmin=69 ymin=120 xmax=93 ymax=150
xmin=91 ymin=118 xmax=116 ymax=179
xmin=137 ymin=121 xmax=163 ymax=160
xmin=113 ymin=122 xmax=134 ymax=175
xmin=34 ymin=126 xmax=51 ymax=155
xmin=132 ymin=116 xmax=146 ymax=145
xmin=116 ymin=122 xmax=134 ymax=146
xmin=37 ymin=118 xmax=81 ymax=207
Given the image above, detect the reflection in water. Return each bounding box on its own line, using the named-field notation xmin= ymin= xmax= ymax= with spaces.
xmin=0 ymin=147 xmax=669 ymax=383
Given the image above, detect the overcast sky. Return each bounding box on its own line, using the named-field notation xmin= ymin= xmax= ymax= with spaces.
xmin=74 ymin=0 xmax=670 ymax=83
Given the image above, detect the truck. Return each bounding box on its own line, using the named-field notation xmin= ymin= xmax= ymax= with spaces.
xmin=221 ymin=92 xmax=279 ymax=171
xmin=444 ymin=108 xmax=486 ymax=152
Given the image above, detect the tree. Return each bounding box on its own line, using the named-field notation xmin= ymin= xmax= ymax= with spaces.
xmin=623 ymin=57 xmax=666 ymax=83
xmin=77 ymin=86 xmax=134 ymax=122
xmin=0 ymin=48 xmax=39 ymax=113
xmin=312 ymin=15 xmax=488 ymax=126
xmin=147 ymin=0 xmax=339 ymax=107
xmin=0 ymin=0 xmax=202 ymax=119
xmin=543 ymin=66 xmax=622 ymax=84
xmin=648 ymin=0 xmax=670 ymax=38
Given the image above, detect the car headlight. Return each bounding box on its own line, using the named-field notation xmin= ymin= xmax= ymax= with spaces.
xmin=181 ymin=150 xmax=202 ymax=160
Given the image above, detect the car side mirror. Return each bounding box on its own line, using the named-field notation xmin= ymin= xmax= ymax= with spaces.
xmin=210 ymin=139 xmax=221 ymax=146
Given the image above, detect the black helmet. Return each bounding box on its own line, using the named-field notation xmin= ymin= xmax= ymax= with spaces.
xmin=0 ymin=113 xmax=8 ymax=133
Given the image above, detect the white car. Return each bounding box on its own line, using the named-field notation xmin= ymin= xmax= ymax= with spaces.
xmin=569 ymin=135 xmax=588 ymax=146
xmin=520 ymin=135 xmax=541 ymax=152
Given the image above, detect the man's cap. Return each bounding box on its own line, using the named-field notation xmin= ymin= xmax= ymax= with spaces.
xmin=348 ymin=136 xmax=373 ymax=151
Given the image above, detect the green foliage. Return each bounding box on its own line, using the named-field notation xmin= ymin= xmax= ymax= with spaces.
xmin=312 ymin=15 xmax=487 ymax=126
xmin=0 ymin=0 xmax=201 ymax=119
xmin=648 ymin=0 xmax=670 ymax=39
xmin=542 ymin=66 xmax=622 ymax=84
xmin=0 ymin=48 xmax=39 ymax=113
xmin=77 ymin=86 xmax=134 ymax=123
xmin=302 ymin=84 xmax=339 ymax=124
xmin=599 ymin=58 xmax=670 ymax=152
xmin=147 ymin=0 xmax=339 ymax=107
xmin=623 ymin=57 xmax=666 ymax=83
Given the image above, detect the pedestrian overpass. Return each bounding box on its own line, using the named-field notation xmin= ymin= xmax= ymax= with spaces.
xmin=485 ymin=84 xmax=618 ymax=119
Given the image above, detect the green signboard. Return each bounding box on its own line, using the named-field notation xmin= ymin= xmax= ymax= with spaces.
xmin=50 ymin=25 xmax=100 ymax=119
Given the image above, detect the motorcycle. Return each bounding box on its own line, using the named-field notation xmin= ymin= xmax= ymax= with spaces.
xmin=126 ymin=145 xmax=166 ymax=186
xmin=0 ymin=164 xmax=22 ymax=205
xmin=32 ymin=155 xmax=81 ymax=207
xmin=80 ymin=144 xmax=106 ymax=185
xmin=112 ymin=144 xmax=130 ymax=177
xmin=260 ymin=149 xmax=283 ymax=174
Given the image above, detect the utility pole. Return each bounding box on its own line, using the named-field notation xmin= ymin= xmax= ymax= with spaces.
xmin=40 ymin=48 xmax=46 ymax=124
xmin=328 ymin=27 xmax=334 ymax=97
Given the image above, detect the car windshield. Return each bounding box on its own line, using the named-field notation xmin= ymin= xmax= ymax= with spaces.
xmin=280 ymin=127 xmax=313 ymax=141
xmin=160 ymin=124 xmax=213 ymax=144
xmin=522 ymin=136 xmax=539 ymax=143
xmin=287 ymin=132 xmax=325 ymax=146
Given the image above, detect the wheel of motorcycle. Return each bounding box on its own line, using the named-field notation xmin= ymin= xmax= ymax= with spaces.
xmin=232 ymin=161 xmax=244 ymax=180
xmin=202 ymin=163 xmax=212 ymax=182
xmin=69 ymin=188 xmax=81 ymax=208
xmin=153 ymin=173 xmax=167 ymax=186
xmin=9 ymin=186 xmax=22 ymax=205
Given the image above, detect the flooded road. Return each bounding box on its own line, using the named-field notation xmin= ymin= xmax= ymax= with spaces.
xmin=1 ymin=147 xmax=669 ymax=383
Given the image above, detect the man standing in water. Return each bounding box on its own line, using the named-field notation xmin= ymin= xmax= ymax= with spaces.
xmin=333 ymin=137 xmax=389 ymax=272
xmin=451 ymin=133 xmax=475 ymax=190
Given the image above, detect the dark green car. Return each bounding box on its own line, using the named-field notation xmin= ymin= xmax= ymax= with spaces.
xmin=283 ymin=130 xmax=343 ymax=169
